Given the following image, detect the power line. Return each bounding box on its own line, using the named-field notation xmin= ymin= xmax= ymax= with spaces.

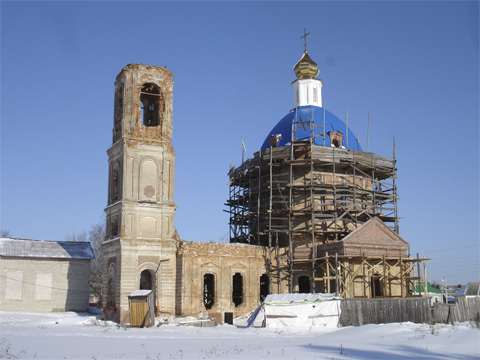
xmin=0 ymin=273 xmax=90 ymax=295
xmin=419 ymin=244 xmax=479 ymax=255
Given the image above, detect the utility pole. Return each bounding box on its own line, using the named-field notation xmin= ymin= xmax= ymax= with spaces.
xmin=335 ymin=253 xmax=339 ymax=297
xmin=442 ymin=277 xmax=448 ymax=303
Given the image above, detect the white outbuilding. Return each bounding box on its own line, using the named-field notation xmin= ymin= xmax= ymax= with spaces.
xmin=0 ymin=238 xmax=94 ymax=312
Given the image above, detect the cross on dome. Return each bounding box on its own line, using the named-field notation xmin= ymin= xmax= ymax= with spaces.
xmin=301 ymin=29 xmax=310 ymax=52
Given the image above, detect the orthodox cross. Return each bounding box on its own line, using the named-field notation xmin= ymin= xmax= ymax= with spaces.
xmin=301 ymin=29 xmax=310 ymax=52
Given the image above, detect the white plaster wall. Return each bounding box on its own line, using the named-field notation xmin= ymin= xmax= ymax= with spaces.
xmin=0 ymin=257 xmax=91 ymax=312
xmin=292 ymin=78 xmax=323 ymax=107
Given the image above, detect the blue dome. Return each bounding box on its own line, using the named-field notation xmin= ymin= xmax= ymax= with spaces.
xmin=261 ymin=105 xmax=362 ymax=151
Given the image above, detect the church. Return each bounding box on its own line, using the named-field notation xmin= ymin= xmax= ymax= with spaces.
xmin=101 ymin=41 xmax=427 ymax=324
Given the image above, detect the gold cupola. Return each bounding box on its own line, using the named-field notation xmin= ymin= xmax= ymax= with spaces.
xmin=293 ymin=51 xmax=319 ymax=79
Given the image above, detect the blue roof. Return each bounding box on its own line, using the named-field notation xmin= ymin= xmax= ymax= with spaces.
xmin=261 ymin=105 xmax=362 ymax=151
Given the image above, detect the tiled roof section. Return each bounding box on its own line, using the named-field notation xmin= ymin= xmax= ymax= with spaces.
xmin=0 ymin=238 xmax=94 ymax=260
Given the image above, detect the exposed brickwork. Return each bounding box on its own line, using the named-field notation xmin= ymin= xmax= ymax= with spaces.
xmin=177 ymin=241 xmax=268 ymax=322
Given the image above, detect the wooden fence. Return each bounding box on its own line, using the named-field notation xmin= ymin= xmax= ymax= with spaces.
xmin=339 ymin=297 xmax=480 ymax=327
xmin=431 ymin=297 xmax=480 ymax=324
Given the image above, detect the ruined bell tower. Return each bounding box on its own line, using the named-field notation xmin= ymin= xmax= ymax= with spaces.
xmin=102 ymin=64 xmax=177 ymax=323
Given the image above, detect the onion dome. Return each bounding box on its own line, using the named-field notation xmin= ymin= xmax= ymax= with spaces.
xmin=293 ymin=51 xmax=319 ymax=79
xmin=260 ymin=106 xmax=362 ymax=151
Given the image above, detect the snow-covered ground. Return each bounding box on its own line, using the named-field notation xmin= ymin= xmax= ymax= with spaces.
xmin=0 ymin=311 xmax=479 ymax=359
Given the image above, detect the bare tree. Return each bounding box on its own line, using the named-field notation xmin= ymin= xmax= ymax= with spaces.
xmin=65 ymin=224 xmax=105 ymax=306
xmin=88 ymin=222 xmax=105 ymax=306
xmin=0 ymin=229 xmax=11 ymax=238
xmin=65 ymin=230 xmax=88 ymax=242
xmin=218 ymin=233 xmax=229 ymax=243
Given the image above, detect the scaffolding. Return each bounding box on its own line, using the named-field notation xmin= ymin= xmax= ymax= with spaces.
xmin=226 ymin=111 xmax=427 ymax=297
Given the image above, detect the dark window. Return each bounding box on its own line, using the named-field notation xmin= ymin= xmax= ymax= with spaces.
xmin=111 ymin=163 xmax=120 ymax=203
xmin=111 ymin=216 xmax=118 ymax=238
xmin=260 ymin=274 xmax=269 ymax=302
xmin=140 ymin=83 xmax=161 ymax=127
xmin=140 ymin=270 xmax=153 ymax=290
xmin=203 ymin=274 xmax=215 ymax=310
xmin=114 ymin=84 xmax=124 ymax=124
xmin=232 ymin=273 xmax=243 ymax=307
xmin=298 ymin=276 xmax=310 ymax=293
xmin=113 ymin=84 xmax=124 ymax=143
xmin=329 ymin=279 xmax=336 ymax=294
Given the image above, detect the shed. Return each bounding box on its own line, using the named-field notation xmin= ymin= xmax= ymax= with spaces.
xmin=412 ymin=282 xmax=444 ymax=305
xmin=128 ymin=290 xmax=154 ymax=327
xmin=454 ymin=282 xmax=480 ymax=298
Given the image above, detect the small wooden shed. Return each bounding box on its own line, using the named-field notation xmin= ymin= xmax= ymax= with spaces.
xmin=128 ymin=290 xmax=154 ymax=327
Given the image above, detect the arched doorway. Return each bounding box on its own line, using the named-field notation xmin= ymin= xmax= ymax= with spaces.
xmin=140 ymin=269 xmax=153 ymax=290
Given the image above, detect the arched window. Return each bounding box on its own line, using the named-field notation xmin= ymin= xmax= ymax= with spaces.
xmin=140 ymin=270 xmax=153 ymax=290
xmin=111 ymin=162 xmax=120 ymax=203
xmin=232 ymin=273 xmax=243 ymax=307
xmin=203 ymin=273 xmax=215 ymax=310
xmin=113 ymin=84 xmax=124 ymax=143
xmin=105 ymin=263 xmax=117 ymax=314
xmin=140 ymin=83 xmax=162 ymax=127
xmin=298 ymin=275 xmax=310 ymax=293
xmin=260 ymin=274 xmax=269 ymax=302
xmin=114 ymin=84 xmax=124 ymax=124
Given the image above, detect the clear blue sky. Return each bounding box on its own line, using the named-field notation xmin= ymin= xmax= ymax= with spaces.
xmin=1 ymin=1 xmax=478 ymax=285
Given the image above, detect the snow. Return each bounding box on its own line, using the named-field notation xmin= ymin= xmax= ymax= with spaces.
xmin=0 ymin=311 xmax=479 ymax=359
xmin=128 ymin=290 xmax=153 ymax=297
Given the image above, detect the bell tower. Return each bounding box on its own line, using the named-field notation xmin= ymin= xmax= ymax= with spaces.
xmin=102 ymin=64 xmax=178 ymax=323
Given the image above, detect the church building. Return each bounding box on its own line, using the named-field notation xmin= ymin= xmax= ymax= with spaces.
xmin=102 ymin=43 xmax=427 ymax=324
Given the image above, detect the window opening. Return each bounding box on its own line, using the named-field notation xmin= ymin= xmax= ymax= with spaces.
xmin=260 ymin=274 xmax=269 ymax=302
xmin=111 ymin=163 xmax=120 ymax=203
xmin=203 ymin=274 xmax=215 ymax=310
xmin=232 ymin=273 xmax=243 ymax=307
xmin=140 ymin=83 xmax=161 ymax=127
xmin=111 ymin=216 xmax=118 ymax=238
xmin=106 ymin=264 xmax=117 ymax=314
xmin=327 ymin=130 xmax=344 ymax=148
xmin=298 ymin=275 xmax=310 ymax=293
xmin=140 ymin=270 xmax=153 ymax=290
xmin=114 ymin=84 xmax=124 ymax=124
